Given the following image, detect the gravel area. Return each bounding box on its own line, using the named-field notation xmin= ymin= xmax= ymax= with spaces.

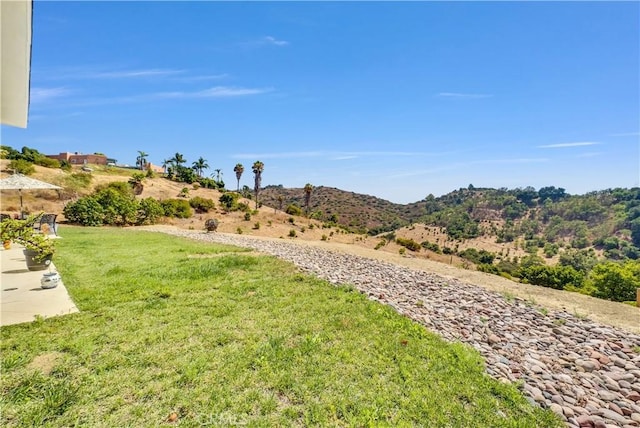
xmin=147 ymin=227 xmax=640 ymax=428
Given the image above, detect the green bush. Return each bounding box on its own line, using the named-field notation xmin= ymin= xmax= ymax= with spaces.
xmin=244 ymin=212 xmax=252 ymax=221
xmin=289 ymin=229 xmax=297 ymax=238
xmin=138 ymin=198 xmax=164 ymax=225
xmin=63 ymin=172 xmax=93 ymax=191
xmin=35 ymin=157 xmax=60 ymax=168
xmin=421 ymin=241 xmax=442 ymax=253
xmin=517 ymin=264 xmax=584 ymax=290
xmin=459 ymin=248 xmax=495 ymax=265
xmin=161 ymin=199 xmax=193 ymax=218
xmin=285 ymin=204 xmax=303 ymax=216
xmin=95 ymin=188 xmax=139 ymax=226
xmin=589 ymin=260 xmax=640 ymax=302
xmin=63 ymin=196 xmax=105 ymax=226
xmin=219 ymin=193 xmax=239 ymax=211
xmin=95 ymin=181 xmax=133 ymax=197
xmin=189 ymin=196 xmax=215 ymax=213
xmin=8 ymin=159 xmax=35 ymax=175
xmin=396 ymin=237 xmax=421 ymax=252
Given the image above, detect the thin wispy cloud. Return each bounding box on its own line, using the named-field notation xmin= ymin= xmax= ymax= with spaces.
xmin=263 ymin=36 xmax=289 ymax=46
xmin=30 ymin=87 xmax=71 ymax=104
xmin=174 ymin=74 xmax=229 ymax=82
xmin=88 ymin=69 xmax=185 ymax=79
xmin=437 ymin=92 xmax=493 ymax=99
xmin=537 ymin=142 xmax=600 ymax=149
xmin=239 ymin=36 xmax=290 ymax=48
xmin=156 ymin=86 xmax=272 ymax=99
xmin=58 ymin=86 xmax=271 ymax=107
xmin=39 ymin=67 xmax=186 ymax=80
xmin=331 ymin=155 xmax=358 ymax=160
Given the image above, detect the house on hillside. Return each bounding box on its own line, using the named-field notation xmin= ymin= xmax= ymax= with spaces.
xmin=47 ymin=152 xmax=108 ymax=165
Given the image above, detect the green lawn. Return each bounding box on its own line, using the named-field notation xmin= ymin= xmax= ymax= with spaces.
xmin=0 ymin=227 xmax=561 ymax=427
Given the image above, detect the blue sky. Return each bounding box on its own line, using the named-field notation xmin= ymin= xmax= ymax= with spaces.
xmin=2 ymin=2 xmax=639 ymax=203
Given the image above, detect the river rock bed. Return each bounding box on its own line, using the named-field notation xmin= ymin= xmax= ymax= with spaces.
xmin=150 ymin=228 xmax=640 ymax=427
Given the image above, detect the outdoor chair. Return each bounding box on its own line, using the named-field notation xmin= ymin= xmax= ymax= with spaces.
xmin=34 ymin=213 xmax=58 ymax=236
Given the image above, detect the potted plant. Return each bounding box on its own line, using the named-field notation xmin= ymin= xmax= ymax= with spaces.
xmin=19 ymin=231 xmax=56 ymax=271
xmin=4 ymin=214 xmax=56 ymax=270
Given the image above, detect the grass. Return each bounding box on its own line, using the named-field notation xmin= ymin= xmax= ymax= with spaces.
xmin=0 ymin=227 xmax=561 ymax=427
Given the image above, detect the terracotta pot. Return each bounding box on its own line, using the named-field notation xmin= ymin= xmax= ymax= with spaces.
xmin=3 ymin=240 xmax=10 ymax=250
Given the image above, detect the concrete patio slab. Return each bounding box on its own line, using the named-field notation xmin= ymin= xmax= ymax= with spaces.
xmin=1 ymin=244 xmax=78 ymax=326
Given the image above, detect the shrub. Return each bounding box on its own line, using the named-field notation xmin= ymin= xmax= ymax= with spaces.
xmin=236 ymin=227 xmax=243 ymax=234
xmin=237 ymin=203 xmax=250 ymax=212
xmin=285 ymin=204 xmax=303 ymax=216
xmin=399 ymin=248 xmax=406 ymax=255
xmin=8 ymin=159 xmax=35 ymax=175
xmin=321 ymin=234 xmax=328 ymax=241
xmin=63 ymin=196 xmax=104 ymax=226
xmin=590 ymin=260 xmax=640 ymax=302
xmin=517 ymin=264 xmax=584 ymax=290
xmin=189 ymin=196 xmax=215 ymax=213
xmin=374 ymin=240 xmax=385 ymax=250
xmin=421 ymin=241 xmax=442 ymax=253
xmin=396 ymin=237 xmax=421 ymax=252
xmin=477 ymin=263 xmax=500 ymax=275
xmin=138 ymin=197 xmax=164 ymax=225
xmin=289 ymin=229 xmax=297 ymax=238
xmin=62 ymin=172 xmax=93 ymax=191
xmin=179 ymin=187 xmax=190 ymax=198
xmin=253 ymin=222 xmax=260 ymax=230
xmin=459 ymin=248 xmax=495 ymax=265
xmin=35 ymin=157 xmax=60 ymax=168
xmin=219 ymin=193 xmax=239 ymax=211
xmin=95 ymin=181 xmax=133 ymax=197
xmin=288 ymin=217 xmax=295 ymax=224
xmin=94 ymin=188 xmax=139 ymax=226
xmin=161 ymin=199 xmax=193 ymax=218
xmin=244 ymin=212 xmax=252 ymax=221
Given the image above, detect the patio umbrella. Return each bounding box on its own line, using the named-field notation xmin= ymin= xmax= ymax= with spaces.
xmin=0 ymin=174 xmax=62 ymax=218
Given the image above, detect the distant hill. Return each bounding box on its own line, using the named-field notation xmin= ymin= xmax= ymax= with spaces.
xmin=260 ymin=185 xmax=414 ymax=234
xmin=260 ymin=184 xmax=640 ymax=262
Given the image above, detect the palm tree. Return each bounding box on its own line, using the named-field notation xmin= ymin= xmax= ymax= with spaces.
xmin=192 ymin=157 xmax=209 ymax=178
xmin=304 ymin=183 xmax=314 ymax=215
xmin=213 ymin=168 xmax=223 ymax=182
xmin=171 ymin=153 xmax=186 ymax=168
xmin=161 ymin=159 xmax=173 ymax=173
xmin=233 ymin=163 xmax=244 ymax=192
xmin=252 ymin=160 xmax=264 ymax=210
xmin=136 ymin=150 xmax=148 ymax=170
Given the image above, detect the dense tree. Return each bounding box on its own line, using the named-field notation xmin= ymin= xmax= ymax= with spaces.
xmin=233 ymin=163 xmax=244 ymax=192
xmin=252 ymin=161 xmax=264 ymax=209
xmin=304 ymin=183 xmax=314 ymax=215
xmin=590 ymin=260 xmax=640 ymax=302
